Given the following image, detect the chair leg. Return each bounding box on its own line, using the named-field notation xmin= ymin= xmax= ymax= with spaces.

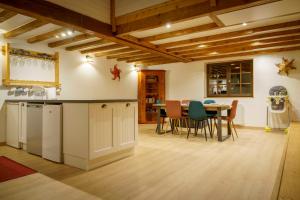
xmin=207 ymin=120 xmax=213 ymax=138
xmin=232 ymin=121 xmax=238 ymax=138
xmin=180 ymin=119 xmax=183 ymax=135
xmin=184 ymin=118 xmax=189 ymax=132
xmin=161 ymin=117 xmax=165 ymax=130
xmin=194 ymin=120 xmax=197 ymax=136
xmin=187 ymin=118 xmax=191 ymax=139
xmin=203 ymin=121 xmax=208 ymax=141
xmin=230 ymin=122 xmax=235 ymax=141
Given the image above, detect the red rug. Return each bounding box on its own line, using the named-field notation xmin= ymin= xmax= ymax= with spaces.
xmin=0 ymin=156 xmax=36 ymax=182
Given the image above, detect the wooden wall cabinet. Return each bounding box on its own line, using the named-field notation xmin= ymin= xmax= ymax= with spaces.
xmin=138 ymin=70 xmax=165 ymax=124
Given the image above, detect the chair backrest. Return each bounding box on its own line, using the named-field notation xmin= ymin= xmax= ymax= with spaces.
xmin=188 ymin=101 xmax=207 ymax=120
xmin=181 ymin=100 xmax=190 ymax=106
xmin=203 ymin=99 xmax=216 ymax=104
xmin=229 ymin=100 xmax=238 ymax=120
xmin=166 ymin=100 xmax=182 ymax=118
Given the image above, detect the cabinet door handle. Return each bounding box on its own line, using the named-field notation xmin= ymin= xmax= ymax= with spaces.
xmin=126 ymin=103 xmax=130 ymax=107
xmin=101 ymin=104 xmax=107 ymax=109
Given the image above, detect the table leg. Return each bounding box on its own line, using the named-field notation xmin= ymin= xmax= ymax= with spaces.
xmin=217 ymin=107 xmax=222 ymax=142
xmin=156 ymin=107 xmax=161 ymax=134
xmin=227 ymin=109 xmax=232 ymax=136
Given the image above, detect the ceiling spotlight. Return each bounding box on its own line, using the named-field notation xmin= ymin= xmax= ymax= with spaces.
xmin=166 ymin=23 xmax=171 ymax=29
xmin=67 ymin=30 xmax=73 ymax=36
xmin=251 ymin=41 xmax=261 ymax=46
xmin=198 ymin=44 xmax=207 ymax=48
xmin=210 ymin=51 xmax=219 ymax=55
xmin=242 ymin=22 xmax=248 ymax=26
xmin=55 ymin=35 xmax=60 ymax=39
xmin=61 ymin=32 xmax=66 ymax=37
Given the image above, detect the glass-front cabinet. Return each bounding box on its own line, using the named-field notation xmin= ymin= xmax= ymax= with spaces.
xmin=207 ymin=60 xmax=253 ymax=97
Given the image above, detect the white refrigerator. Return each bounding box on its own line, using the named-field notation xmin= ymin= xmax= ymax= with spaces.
xmin=42 ymin=104 xmax=62 ymax=163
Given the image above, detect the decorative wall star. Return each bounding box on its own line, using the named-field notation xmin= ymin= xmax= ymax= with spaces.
xmin=276 ymin=57 xmax=296 ymax=76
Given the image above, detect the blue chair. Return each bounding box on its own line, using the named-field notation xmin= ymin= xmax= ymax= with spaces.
xmin=187 ymin=101 xmax=212 ymax=141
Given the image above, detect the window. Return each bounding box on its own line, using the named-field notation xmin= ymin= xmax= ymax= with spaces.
xmin=206 ymin=60 xmax=253 ymax=97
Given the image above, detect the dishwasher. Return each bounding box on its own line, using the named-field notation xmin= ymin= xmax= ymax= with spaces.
xmin=27 ymin=103 xmax=43 ymax=156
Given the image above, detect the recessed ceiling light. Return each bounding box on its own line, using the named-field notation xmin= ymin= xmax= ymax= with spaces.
xmin=166 ymin=23 xmax=171 ymax=29
xmin=61 ymin=32 xmax=66 ymax=37
xmin=55 ymin=35 xmax=60 ymax=39
xmin=251 ymin=41 xmax=261 ymax=46
xmin=67 ymin=30 xmax=73 ymax=36
xmin=242 ymin=22 xmax=248 ymax=26
xmin=210 ymin=51 xmax=218 ymax=55
xmin=198 ymin=44 xmax=207 ymax=48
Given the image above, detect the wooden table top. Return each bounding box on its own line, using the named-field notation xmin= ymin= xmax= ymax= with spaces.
xmin=153 ymin=103 xmax=231 ymax=111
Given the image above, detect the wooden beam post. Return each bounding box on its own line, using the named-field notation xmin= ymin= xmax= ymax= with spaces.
xmin=110 ymin=0 xmax=116 ymax=33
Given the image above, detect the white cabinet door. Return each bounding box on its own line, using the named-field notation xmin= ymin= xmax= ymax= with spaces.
xmin=42 ymin=105 xmax=62 ymax=162
xmin=114 ymin=102 xmax=136 ymax=148
xmin=19 ymin=102 xmax=27 ymax=145
xmin=89 ymin=103 xmax=114 ymax=159
xmin=6 ymin=103 xmax=20 ymax=148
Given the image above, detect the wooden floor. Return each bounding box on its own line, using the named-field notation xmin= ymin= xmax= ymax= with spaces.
xmin=0 ymin=125 xmax=287 ymax=200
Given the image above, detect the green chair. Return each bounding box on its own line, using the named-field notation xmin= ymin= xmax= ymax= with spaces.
xmin=203 ymin=99 xmax=217 ymax=134
xmin=187 ymin=101 xmax=212 ymax=141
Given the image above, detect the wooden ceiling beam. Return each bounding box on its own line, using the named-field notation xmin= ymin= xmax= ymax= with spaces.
xmin=118 ymin=34 xmax=191 ymax=62
xmin=179 ymin=35 xmax=300 ymax=56
xmin=27 ymin=27 xmax=66 ymax=43
xmin=116 ymin=54 xmax=157 ymax=62
xmin=94 ymin=48 xmax=138 ymax=57
xmin=107 ymin=51 xmax=149 ymax=59
xmin=192 ymin=46 xmax=300 ymax=61
xmin=134 ymin=58 xmax=173 ymax=64
xmin=110 ymin=0 xmax=116 ymax=33
xmin=81 ymin=44 xmax=124 ymax=54
xmin=187 ymin=40 xmax=300 ymax=58
xmin=160 ymin=20 xmax=300 ymax=48
xmin=168 ymin=28 xmax=300 ymax=52
xmin=126 ymin=56 xmax=163 ymax=63
xmin=116 ymin=0 xmax=279 ymax=35
xmin=0 ymin=9 xmax=17 ymax=23
xmin=65 ymin=39 xmax=111 ymax=51
xmin=48 ymin=33 xmax=94 ymax=48
xmin=4 ymin=19 xmax=48 ymax=38
xmin=143 ymin=60 xmax=176 ymax=67
xmin=141 ymin=23 xmax=218 ymax=42
xmin=0 ymin=0 xmax=188 ymax=62
xmin=209 ymin=13 xmax=225 ymax=27
xmin=115 ymin=0 xmax=205 ymax=25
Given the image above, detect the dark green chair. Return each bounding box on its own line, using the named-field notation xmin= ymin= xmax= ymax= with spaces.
xmin=203 ymin=99 xmax=217 ymax=133
xmin=187 ymin=101 xmax=212 ymax=141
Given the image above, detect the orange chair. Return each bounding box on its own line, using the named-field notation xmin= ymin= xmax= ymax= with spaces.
xmin=165 ymin=100 xmax=188 ymax=134
xmin=222 ymin=100 xmax=239 ymax=141
xmin=181 ymin=100 xmax=190 ymax=117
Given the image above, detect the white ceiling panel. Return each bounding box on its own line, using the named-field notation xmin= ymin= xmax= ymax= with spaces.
xmin=152 ymin=13 xmax=300 ymax=45
xmin=0 ymin=14 xmax=33 ymax=33
xmin=16 ymin=24 xmax=62 ymax=40
xmin=130 ymin=16 xmax=213 ymax=38
xmin=218 ymin=0 xmax=300 ymax=26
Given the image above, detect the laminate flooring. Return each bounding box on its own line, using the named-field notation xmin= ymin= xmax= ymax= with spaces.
xmin=0 ymin=125 xmax=286 ymax=200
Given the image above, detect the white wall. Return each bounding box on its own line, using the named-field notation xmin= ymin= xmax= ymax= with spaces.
xmin=150 ymin=50 xmax=300 ymax=128
xmin=0 ymin=37 xmax=138 ymax=142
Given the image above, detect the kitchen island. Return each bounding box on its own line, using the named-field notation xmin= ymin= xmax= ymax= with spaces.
xmin=5 ymin=99 xmax=138 ymax=170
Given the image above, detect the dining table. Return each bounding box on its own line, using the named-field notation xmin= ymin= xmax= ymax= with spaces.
xmin=153 ymin=103 xmax=231 ymax=142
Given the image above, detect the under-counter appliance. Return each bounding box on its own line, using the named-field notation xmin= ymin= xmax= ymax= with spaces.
xmin=26 ymin=103 xmax=43 ymax=156
xmin=42 ymin=104 xmax=62 ymax=163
